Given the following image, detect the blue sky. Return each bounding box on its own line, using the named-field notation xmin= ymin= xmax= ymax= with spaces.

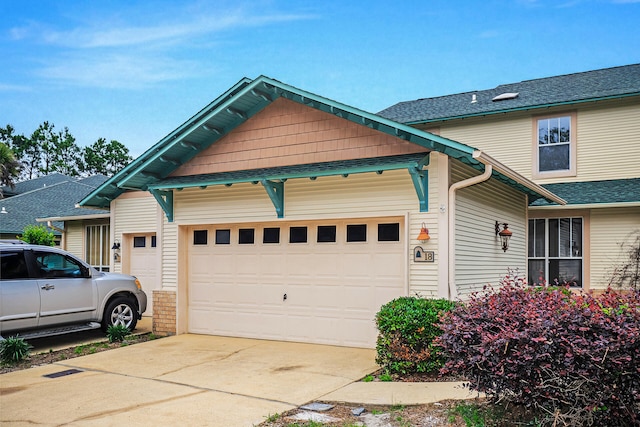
xmin=1 ymin=0 xmax=639 ymax=157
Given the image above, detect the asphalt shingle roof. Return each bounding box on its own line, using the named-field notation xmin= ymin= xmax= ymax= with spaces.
xmin=0 ymin=176 xmax=108 ymax=235
xmin=530 ymin=178 xmax=640 ymax=207
xmin=378 ymin=64 xmax=640 ymax=124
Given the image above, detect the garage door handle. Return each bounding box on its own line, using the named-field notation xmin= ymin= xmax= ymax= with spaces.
xmin=41 ymin=284 xmax=55 ymax=291
xmin=283 ymin=293 xmax=287 ymax=301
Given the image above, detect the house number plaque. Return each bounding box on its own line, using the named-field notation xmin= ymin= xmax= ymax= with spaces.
xmin=413 ymin=246 xmax=434 ymax=263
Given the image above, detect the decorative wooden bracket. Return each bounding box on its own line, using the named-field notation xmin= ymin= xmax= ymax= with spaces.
xmin=150 ymin=189 xmax=174 ymax=222
xmin=261 ymin=179 xmax=284 ymax=218
xmin=409 ymin=167 xmax=429 ymax=212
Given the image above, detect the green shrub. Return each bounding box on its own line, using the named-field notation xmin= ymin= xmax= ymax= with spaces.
xmin=0 ymin=336 xmax=33 ymax=364
xmin=18 ymin=224 xmax=56 ymax=246
xmin=375 ymin=296 xmax=457 ymax=374
xmin=106 ymin=324 xmax=130 ymax=343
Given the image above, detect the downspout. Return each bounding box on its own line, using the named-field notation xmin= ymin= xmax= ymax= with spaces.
xmin=447 ymin=151 xmax=493 ymax=300
xmin=46 ymin=221 xmax=66 ymax=247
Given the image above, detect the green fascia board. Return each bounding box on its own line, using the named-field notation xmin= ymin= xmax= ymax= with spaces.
xmin=79 ymin=77 xmax=254 ymax=208
xmin=83 ymin=75 xmax=546 ymax=208
xmin=147 ymin=154 xmax=429 ymax=191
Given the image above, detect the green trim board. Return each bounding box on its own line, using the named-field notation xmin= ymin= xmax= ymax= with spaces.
xmin=149 ymin=189 xmax=174 ymax=223
xmin=80 ymin=75 xmax=562 ymax=210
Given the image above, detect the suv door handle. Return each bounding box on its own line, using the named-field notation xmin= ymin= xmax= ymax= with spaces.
xmin=41 ymin=284 xmax=55 ymax=291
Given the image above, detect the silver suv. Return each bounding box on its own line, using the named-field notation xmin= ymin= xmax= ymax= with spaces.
xmin=0 ymin=242 xmax=147 ymax=340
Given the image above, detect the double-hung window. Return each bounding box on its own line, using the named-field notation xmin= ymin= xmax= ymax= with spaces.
xmin=533 ymin=113 xmax=576 ymax=178
xmin=528 ymin=217 xmax=583 ymax=287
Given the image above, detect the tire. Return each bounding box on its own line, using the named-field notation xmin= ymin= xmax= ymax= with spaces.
xmin=102 ymin=297 xmax=138 ymax=332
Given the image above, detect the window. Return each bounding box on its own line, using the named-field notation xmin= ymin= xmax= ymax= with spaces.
xmin=528 ymin=217 xmax=583 ymax=287
xmin=151 ymin=236 xmax=157 ymax=247
xmin=378 ymin=223 xmax=400 ymax=242
xmin=317 ymin=225 xmax=336 ymax=243
xmin=0 ymin=251 xmax=30 ymax=280
xmin=239 ymin=228 xmax=255 ymax=244
xmin=289 ymin=226 xmax=307 ymax=243
xmin=86 ymin=224 xmax=110 ymax=271
xmin=533 ymin=113 xmax=576 ymax=178
xmin=34 ymin=252 xmax=86 ymax=279
xmin=133 ymin=236 xmax=146 ymax=248
xmin=347 ymin=224 xmax=367 ymax=242
xmin=215 ymin=229 xmax=230 ymax=245
xmin=193 ymin=230 xmax=208 ymax=245
xmin=263 ymin=227 xmax=280 ymax=244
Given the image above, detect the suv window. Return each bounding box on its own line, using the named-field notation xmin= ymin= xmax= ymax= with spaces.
xmin=0 ymin=250 xmax=30 ymax=280
xmin=34 ymin=251 xmax=86 ymax=279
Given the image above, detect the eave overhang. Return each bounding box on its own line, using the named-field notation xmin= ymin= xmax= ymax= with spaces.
xmin=80 ymin=75 xmax=564 ymax=212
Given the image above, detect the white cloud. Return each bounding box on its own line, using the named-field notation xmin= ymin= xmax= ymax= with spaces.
xmin=36 ymin=52 xmax=202 ymax=89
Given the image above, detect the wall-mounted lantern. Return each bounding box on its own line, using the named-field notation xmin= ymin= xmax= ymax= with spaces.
xmin=416 ymin=222 xmax=430 ymax=243
xmin=111 ymin=239 xmax=121 ymax=262
xmin=495 ymin=222 xmax=512 ymax=252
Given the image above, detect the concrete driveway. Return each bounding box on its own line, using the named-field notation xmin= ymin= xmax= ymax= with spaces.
xmin=0 ymin=334 xmax=377 ymax=426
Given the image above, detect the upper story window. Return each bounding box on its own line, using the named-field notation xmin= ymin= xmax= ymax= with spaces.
xmin=533 ymin=112 xmax=576 ymax=179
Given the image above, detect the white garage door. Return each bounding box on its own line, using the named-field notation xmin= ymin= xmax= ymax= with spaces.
xmin=188 ymin=217 xmax=406 ymax=348
xmin=128 ymin=234 xmax=159 ymax=317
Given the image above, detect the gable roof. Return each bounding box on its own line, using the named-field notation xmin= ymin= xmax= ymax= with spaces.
xmin=81 ymin=76 xmax=564 ymax=210
xmin=1 ymin=173 xmax=71 ymax=198
xmin=378 ymin=64 xmax=640 ymax=124
xmin=530 ymin=178 xmax=640 ymax=208
xmin=0 ymin=176 xmax=109 ymax=235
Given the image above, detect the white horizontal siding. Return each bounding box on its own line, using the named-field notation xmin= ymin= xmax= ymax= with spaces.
xmin=65 ymin=222 xmax=84 ymax=259
xmin=452 ymin=161 xmax=527 ymax=298
xmin=590 ymin=207 xmax=640 ymax=289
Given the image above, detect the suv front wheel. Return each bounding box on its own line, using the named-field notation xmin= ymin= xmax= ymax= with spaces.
xmin=102 ymin=297 xmax=138 ymax=331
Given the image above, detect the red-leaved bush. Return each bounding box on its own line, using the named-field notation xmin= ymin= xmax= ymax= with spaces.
xmin=438 ymin=273 xmax=640 ymax=426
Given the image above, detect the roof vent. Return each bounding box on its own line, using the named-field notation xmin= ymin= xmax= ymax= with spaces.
xmin=471 ymin=94 xmax=477 ymax=103
xmin=492 ymin=92 xmax=519 ymax=102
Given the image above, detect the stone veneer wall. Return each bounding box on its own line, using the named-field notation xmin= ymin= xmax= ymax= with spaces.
xmin=152 ymin=290 xmax=176 ymax=336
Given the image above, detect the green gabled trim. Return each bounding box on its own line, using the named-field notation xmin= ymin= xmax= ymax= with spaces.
xmin=146 ymin=154 xmax=427 ymax=191
xmin=261 ymin=180 xmax=284 ymax=218
xmin=149 ymin=189 xmax=174 ymax=223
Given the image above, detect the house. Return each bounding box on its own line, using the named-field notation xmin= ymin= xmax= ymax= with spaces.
xmin=0 ymin=174 xmax=109 ymax=270
xmin=80 ymin=75 xmax=565 ymax=347
xmin=378 ymin=63 xmax=640 ymax=291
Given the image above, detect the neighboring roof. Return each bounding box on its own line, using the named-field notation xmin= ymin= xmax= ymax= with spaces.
xmin=81 ymin=75 xmax=564 ymax=210
xmin=1 ymin=173 xmax=71 ymax=197
xmin=378 ymin=64 xmax=640 ymax=124
xmin=530 ymin=178 xmax=640 ymax=208
xmin=0 ymin=176 xmax=108 ymax=235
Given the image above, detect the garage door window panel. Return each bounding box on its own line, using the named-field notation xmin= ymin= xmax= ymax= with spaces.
xmin=289 ymin=227 xmax=308 ymax=243
xmin=263 ymin=227 xmax=280 ymax=244
xmin=193 ymin=230 xmax=208 ymax=245
xmin=215 ymin=229 xmax=231 ymax=245
xmin=378 ymin=223 xmax=400 ymax=242
xmin=347 ymin=224 xmax=367 ymax=242
xmin=239 ymin=229 xmax=255 ymax=244
xmin=133 ymin=236 xmax=146 ymax=248
xmin=317 ymin=225 xmax=337 ymax=243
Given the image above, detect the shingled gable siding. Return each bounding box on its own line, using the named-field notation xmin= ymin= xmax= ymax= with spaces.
xmin=452 ymin=160 xmax=527 ymax=297
xmin=170 ymin=97 xmax=425 ymax=177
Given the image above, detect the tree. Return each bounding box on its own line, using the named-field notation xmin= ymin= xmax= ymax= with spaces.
xmin=0 ymin=142 xmax=21 ymax=197
xmin=19 ymin=224 xmax=56 ymax=246
xmin=82 ymin=138 xmax=132 ymax=176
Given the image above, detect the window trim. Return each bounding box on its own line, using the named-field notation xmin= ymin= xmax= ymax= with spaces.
xmin=85 ymin=223 xmax=110 ymax=272
xmin=532 ymin=111 xmax=577 ymax=179
xmin=528 ymin=210 xmax=591 ymax=290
